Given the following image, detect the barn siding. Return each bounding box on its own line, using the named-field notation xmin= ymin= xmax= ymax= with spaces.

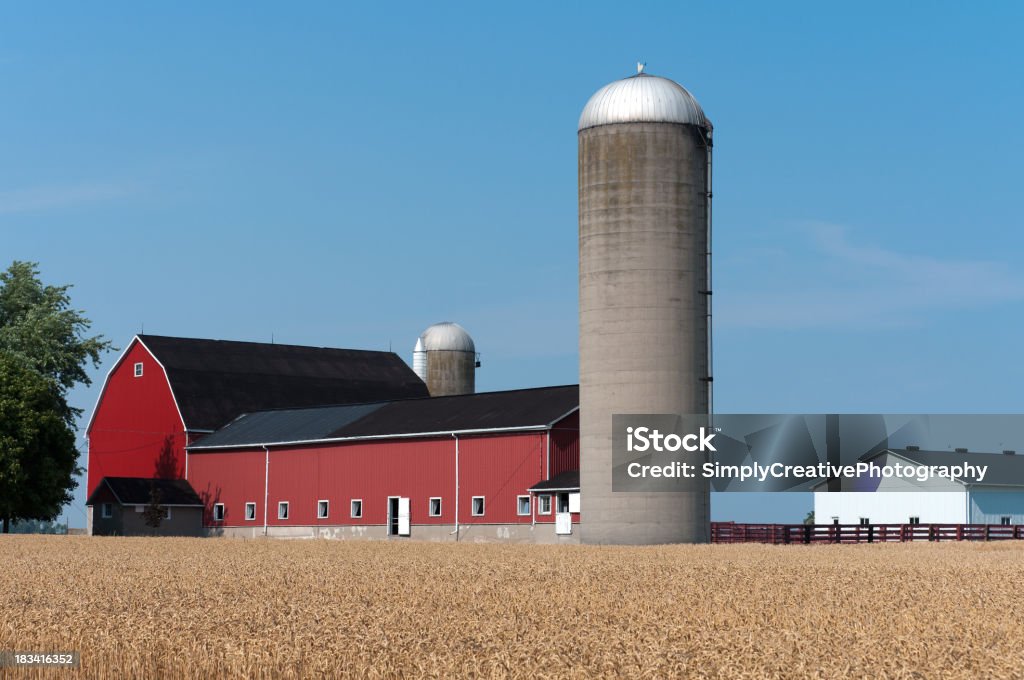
xmin=458 ymin=433 xmax=546 ymax=525
xmin=188 ymin=449 xmax=268 ymax=526
xmin=970 ymin=489 xmax=1024 ymax=524
xmin=188 ymin=432 xmax=554 ymax=530
xmin=268 ymin=438 xmax=456 ymax=527
xmin=549 ymin=411 xmax=580 ymax=477
xmin=814 ymin=491 xmax=968 ymax=524
xmin=86 ymin=340 xmax=187 ymax=497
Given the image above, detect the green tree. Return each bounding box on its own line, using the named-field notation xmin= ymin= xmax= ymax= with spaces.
xmin=804 ymin=510 xmax=815 ymax=525
xmin=0 ymin=261 xmax=113 ymax=424
xmin=0 ymin=261 xmax=112 ymax=532
xmin=0 ymin=352 xmax=81 ymax=532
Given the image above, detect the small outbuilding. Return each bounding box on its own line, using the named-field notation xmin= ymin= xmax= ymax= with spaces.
xmin=86 ymin=477 xmax=205 ymax=536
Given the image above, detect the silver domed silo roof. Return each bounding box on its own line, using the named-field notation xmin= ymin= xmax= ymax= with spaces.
xmin=578 ymin=70 xmax=711 ymax=131
xmin=419 ymin=322 xmax=475 ymax=353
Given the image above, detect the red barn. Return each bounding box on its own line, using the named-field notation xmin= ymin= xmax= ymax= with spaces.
xmin=187 ymin=386 xmax=580 ymax=542
xmin=85 ymin=335 xmax=582 ymax=542
xmin=85 ymin=335 xmax=429 ymax=530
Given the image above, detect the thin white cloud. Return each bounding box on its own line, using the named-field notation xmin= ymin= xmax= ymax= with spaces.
xmin=717 ymin=223 xmax=1024 ymax=329
xmin=0 ymin=183 xmax=134 ymax=215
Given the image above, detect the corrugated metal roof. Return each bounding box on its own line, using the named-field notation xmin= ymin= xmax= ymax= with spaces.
xmin=187 ymin=385 xmax=579 ymax=450
xmin=529 ymin=469 xmax=579 ymax=491
xmin=578 ymin=73 xmax=711 ymax=131
xmin=190 ymin=402 xmax=388 ymax=449
xmin=137 ymin=335 xmax=428 ymax=431
xmin=336 ymin=385 xmax=577 ymax=438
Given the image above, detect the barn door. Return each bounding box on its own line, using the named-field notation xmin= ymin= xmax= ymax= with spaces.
xmin=556 ymin=491 xmax=575 ymax=535
xmin=397 ymin=497 xmax=411 ymax=536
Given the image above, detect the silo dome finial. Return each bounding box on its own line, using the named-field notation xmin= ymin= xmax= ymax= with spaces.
xmin=637 ymin=61 xmax=645 ymax=74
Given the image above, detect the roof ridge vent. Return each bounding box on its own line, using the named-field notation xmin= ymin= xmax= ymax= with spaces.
xmin=954 ymin=447 xmax=969 ymax=453
xmin=905 ymin=445 xmax=920 ymax=451
xmin=1004 ymin=450 xmax=1016 ymax=455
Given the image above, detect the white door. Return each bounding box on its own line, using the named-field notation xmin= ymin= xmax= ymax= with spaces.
xmin=556 ymin=512 xmax=572 ymax=535
xmin=398 ymin=497 xmax=411 ymax=536
xmin=568 ymin=492 xmax=581 ymax=513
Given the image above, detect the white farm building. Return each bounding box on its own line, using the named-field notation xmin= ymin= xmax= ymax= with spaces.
xmin=814 ymin=448 xmax=1024 ymax=526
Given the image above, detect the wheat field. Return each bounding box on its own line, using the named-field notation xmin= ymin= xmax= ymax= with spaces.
xmin=2 ymin=536 xmax=1023 ymax=679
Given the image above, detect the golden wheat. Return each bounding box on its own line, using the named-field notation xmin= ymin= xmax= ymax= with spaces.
xmin=1 ymin=536 xmax=1023 ymax=679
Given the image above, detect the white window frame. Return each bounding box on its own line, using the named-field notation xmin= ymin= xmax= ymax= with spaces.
xmin=134 ymin=362 xmax=144 ymax=377
xmin=538 ymin=494 xmax=551 ymax=515
xmin=213 ymin=503 xmax=225 ymax=521
xmin=163 ymin=507 xmax=172 ymax=520
xmin=909 ymin=516 xmax=920 ymax=525
xmin=278 ymin=501 xmax=289 ymax=520
xmin=101 ymin=503 xmax=112 ymax=519
xmin=428 ymin=497 xmax=442 ymax=517
xmin=245 ymin=502 xmax=256 ymax=521
xmin=516 ymin=495 xmax=531 ymax=516
xmin=350 ymin=499 xmax=363 ymax=519
xmin=1001 ymin=516 xmax=1012 ymax=526
xmin=317 ymin=500 xmax=329 ymax=519
xmin=471 ymin=496 xmax=485 ymax=516
xmin=859 ymin=517 xmax=870 ymax=526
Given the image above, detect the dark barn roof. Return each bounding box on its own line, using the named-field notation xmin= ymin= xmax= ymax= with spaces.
xmin=86 ymin=477 xmax=203 ymax=506
xmin=529 ymin=469 xmax=580 ymax=492
xmin=337 ymin=385 xmax=579 ymax=438
xmin=138 ymin=335 xmax=428 ymax=431
xmin=189 ymin=385 xmax=579 ymax=450
xmin=189 ymin=402 xmax=388 ymax=448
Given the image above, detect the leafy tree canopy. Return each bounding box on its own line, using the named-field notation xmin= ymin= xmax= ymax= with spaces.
xmin=0 ymin=261 xmax=112 ymax=531
xmin=0 ymin=351 xmax=81 ymax=529
xmin=0 ymin=261 xmax=113 ymax=424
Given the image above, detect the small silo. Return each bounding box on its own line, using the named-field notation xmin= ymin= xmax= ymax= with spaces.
xmin=413 ymin=322 xmax=477 ymax=396
xmin=578 ymin=65 xmax=713 ymax=544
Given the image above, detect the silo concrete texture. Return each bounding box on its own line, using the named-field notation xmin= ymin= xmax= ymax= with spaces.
xmin=413 ymin=322 xmax=477 ymax=396
xmin=578 ymin=67 xmax=713 ymax=544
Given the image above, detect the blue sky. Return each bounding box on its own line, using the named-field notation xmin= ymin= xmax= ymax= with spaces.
xmin=3 ymin=2 xmax=1022 ymax=527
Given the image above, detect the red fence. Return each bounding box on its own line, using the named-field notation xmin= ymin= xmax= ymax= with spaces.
xmin=711 ymin=522 xmax=1024 ymax=545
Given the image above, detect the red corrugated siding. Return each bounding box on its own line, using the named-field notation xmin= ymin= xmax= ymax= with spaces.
xmin=549 ymin=410 xmax=579 ymax=477
xmin=535 ymin=410 xmax=579 ymax=524
xmin=86 ymin=340 xmax=187 ymax=496
xmin=188 ymin=449 xmax=267 ymax=525
xmin=187 ymin=432 xmax=550 ymax=528
xmin=458 ymin=433 xmax=546 ymax=524
xmin=266 ymin=438 xmax=455 ymax=526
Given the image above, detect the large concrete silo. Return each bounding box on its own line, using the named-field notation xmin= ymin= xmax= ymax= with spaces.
xmin=578 ymin=66 xmax=713 ymax=544
xmin=413 ymin=322 xmax=477 ymax=396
